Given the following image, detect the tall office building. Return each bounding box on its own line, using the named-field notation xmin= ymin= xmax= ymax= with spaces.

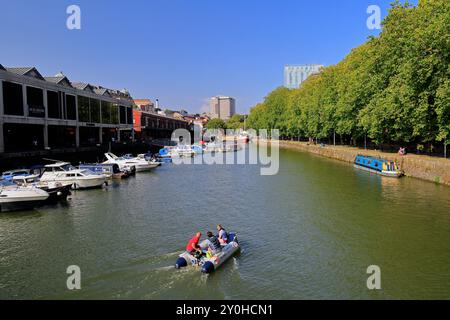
xmin=284 ymin=64 xmax=323 ymax=89
xmin=210 ymin=96 xmax=236 ymax=120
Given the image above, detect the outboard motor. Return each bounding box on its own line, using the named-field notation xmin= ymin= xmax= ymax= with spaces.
xmin=175 ymin=257 xmax=187 ymax=269
xmin=201 ymin=261 xmax=215 ymax=274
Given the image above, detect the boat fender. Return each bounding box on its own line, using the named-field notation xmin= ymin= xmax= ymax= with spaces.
xmin=201 ymin=261 xmax=215 ymax=274
xmin=175 ymin=257 xmax=187 ymax=269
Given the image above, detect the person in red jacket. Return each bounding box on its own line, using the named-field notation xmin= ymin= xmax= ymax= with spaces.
xmin=186 ymin=232 xmax=203 ymax=257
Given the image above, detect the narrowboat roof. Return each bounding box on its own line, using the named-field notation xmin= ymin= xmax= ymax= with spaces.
xmin=356 ymin=155 xmax=394 ymax=162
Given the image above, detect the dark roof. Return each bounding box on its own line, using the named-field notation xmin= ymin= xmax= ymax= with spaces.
xmin=72 ymin=82 xmax=94 ymax=92
xmin=0 ymin=64 xmax=5 ymax=70
xmin=44 ymin=76 xmax=73 ymax=88
xmin=93 ymin=88 xmax=110 ymax=96
xmin=5 ymin=67 xmax=45 ymax=80
xmin=44 ymin=76 xmax=65 ymax=83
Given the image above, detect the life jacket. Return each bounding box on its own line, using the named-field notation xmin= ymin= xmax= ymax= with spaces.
xmin=219 ymin=228 xmax=229 ymax=242
xmin=208 ymin=236 xmax=221 ymax=251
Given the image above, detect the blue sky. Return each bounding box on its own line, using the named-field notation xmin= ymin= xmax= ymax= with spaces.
xmin=0 ymin=0 xmax=406 ymax=114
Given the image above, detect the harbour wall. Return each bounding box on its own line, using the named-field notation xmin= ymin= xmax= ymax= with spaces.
xmin=276 ymin=140 xmax=450 ymax=186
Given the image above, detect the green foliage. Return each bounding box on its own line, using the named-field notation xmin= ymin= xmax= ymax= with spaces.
xmin=206 ymin=118 xmax=227 ymax=130
xmin=247 ymin=0 xmax=450 ymax=146
xmin=226 ymin=114 xmax=246 ymax=130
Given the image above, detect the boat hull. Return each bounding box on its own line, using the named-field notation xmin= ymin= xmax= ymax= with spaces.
xmin=72 ymin=177 xmax=107 ymax=189
xmin=41 ymin=185 xmax=72 ymax=203
xmin=353 ymin=164 xmax=402 ymax=178
xmin=133 ymin=163 xmax=159 ymax=172
xmin=175 ymin=234 xmax=240 ymax=274
xmin=0 ymin=188 xmax=50 ymax=212
xmin=41 ymin=177 xmax=106 ymax=189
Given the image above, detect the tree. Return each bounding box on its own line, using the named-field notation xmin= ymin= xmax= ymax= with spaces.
xmin=206 ymin=118 xmax=227 ymax=130
xmin=226 ymin=114 xmax=246 ymax=130
xmin=246 ymin=0 xmax=450 ymax=153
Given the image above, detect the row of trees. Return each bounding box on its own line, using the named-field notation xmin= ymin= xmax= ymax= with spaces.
xmin=247 ymin=0 xmax=449 ymax=153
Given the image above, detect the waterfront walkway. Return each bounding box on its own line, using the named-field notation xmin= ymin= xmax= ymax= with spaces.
xmin=277 ymin=140 xmax=450 ymax=186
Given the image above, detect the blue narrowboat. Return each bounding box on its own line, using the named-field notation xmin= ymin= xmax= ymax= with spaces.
xmin=354 ymin=155 xmax=402 ymax=178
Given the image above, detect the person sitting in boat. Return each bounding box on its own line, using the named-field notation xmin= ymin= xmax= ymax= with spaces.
xmin=186 ymin=232 xmax=203 ymax=258
xmin=216 ymin=224 xmax=229 ymax=245
xmin=206 ymin=231 xmax=222 ymax=255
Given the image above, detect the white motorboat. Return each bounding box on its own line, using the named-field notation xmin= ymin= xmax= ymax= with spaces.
xmin=12 ymin=174 xmax=72 ymax=202
xmin=103 ymin=152 xmax=159 ymax=172
xmin=171 ymin=145 xmax=196 ymax=158
xmin=0 ymin=180 xmax=49 ymax=212
xmin=40 ymin=162 xmax=107 ymax=189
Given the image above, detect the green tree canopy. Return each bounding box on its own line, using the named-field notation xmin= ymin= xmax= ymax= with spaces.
xmin=206 ymin=118 xmax=227 ymax=130
xmin=246 ymin=0 xmax=450 ymax=148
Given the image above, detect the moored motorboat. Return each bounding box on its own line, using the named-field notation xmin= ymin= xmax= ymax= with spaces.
xmin=171 ymin=145 xmax=196 ymax=158
xmin=40 ymin=162 xmax=107 ymax=189
xmin=1 ymin=169 xmax=31 ymax=181
xmin=0 ymin=180 xmax=50 ymax=212
xmin=12 ymin=174 xmax=72 ymax=203
xmin=158 ymin=145 xmax=196 ymax=158
xmin=354 ymin=155 xmax=403 ymax=178
xmin=103 ymin=152 xmax=159 ymax=172
xmin=79 ymin=163 xmax=133 ymax=179
xmin=175 ymin=233 xmax=240 ymax=274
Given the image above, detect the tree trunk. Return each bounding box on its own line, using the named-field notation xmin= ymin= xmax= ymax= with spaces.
xmin=445 ymin=141 xmax=447 ymax=159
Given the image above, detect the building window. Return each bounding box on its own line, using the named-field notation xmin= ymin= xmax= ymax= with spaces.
xmin=78 ymin=95 xmax=90 ymax=122
xmin=26 ymin=86 xmax=45 ymax=117
xmin=3 ymin=81 xmax=24 ymax=116
xmin=66 ymin=95 xmax=76 ymax=120
xmin=90 ymin=98 xmax=101 ymax=123
xmin=126 ymin=107 xmax=133 ymax=125
xmin=101 ymin=101 xmax=111 ymax=124
xmin=111 ymin=104 xmax=119 ymax=124
xmin=47 ymin=90 xmax=60 ymax=119
xmin=119 ymin=106 xmax=126 ymax=124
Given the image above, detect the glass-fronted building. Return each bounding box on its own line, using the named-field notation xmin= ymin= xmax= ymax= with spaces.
xmin=284 ymin=64 xmax=323 ymax=89
xmin=0 ymin=66 xmax=134 ymax=153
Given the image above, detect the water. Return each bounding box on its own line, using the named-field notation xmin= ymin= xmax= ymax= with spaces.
xmin=1 ymin=146 xmax=450 ymax=299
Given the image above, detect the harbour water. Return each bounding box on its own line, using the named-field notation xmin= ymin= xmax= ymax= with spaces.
xmin=1 ymin=146 xmax=450 ymax=299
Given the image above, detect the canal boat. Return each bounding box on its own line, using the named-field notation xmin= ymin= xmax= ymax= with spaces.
xmin=0 ymin=180 xmax=50 ymax=212
xmin=103 ymin=152 xmax=159 ymax=172
xmin=354 ymin=155 xmax=402 ymax=178
xmin=40 ymin=162 xmax=107 ymax=189
xmin=175 ymin=233 xmax=240 ymax=274
xmin=78 ymin=163 xmax=133 ymax=179
xmin=12 ymin=174 xmax=72 ymax=203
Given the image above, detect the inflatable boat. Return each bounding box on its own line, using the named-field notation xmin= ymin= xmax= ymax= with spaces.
xmin=175 ymin=233 xmax=240 ymax=274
